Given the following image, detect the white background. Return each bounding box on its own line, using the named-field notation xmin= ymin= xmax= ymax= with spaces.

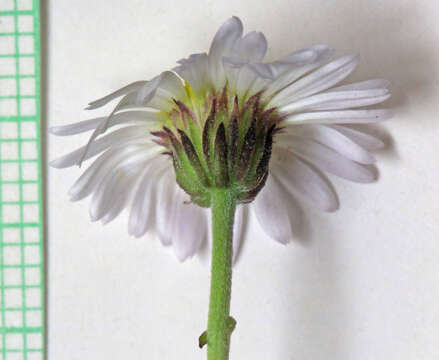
xmin=46 ymin=1 xmax=439 ymax=359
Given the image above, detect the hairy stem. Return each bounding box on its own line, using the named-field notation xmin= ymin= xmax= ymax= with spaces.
xmin=207 ymin=188 xmax=236 ymax=360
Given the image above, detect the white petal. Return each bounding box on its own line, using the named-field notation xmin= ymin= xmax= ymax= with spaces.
xmin=68 ymin=145 xmax=161 ymax=201
xmin=250 ymin=45 xmax=331 ymax=81
xmin=176 ymin=52 xmax=205 ymax=66
xmin=147 ymin=91 xmax=175 ymax=111
xmin=86 ymin=81 xmax=147 ymax=110
xmin=223 ymin=30 xmax=269 ymax=95
xmin=235 ymin=66 xmax=260 ymax=96
xmin=273 ymin=55 xmax=359 ymax=105
xmin=252 ymin=175 xmax=292 ymax=244
xmin=236 ymin=67 xmax=268 ymax=98
xmin=246 ymin=62 xmax=278 ymax=80
xmin=208 ymin=16 xmax=243 ymax=87
xmin=282 ymin=125 xmax=375 ymax=164
xmin=155 ymin=170 xmax=177 ymax=246
xmin=209 ymin=16 xmax=243 ymax=60
xmin=222 ymin=56 xmax=249 ymax=68
xmin=101 ymin=203 xmax=124 ymax=225
xmin=50 ymin=118 xmax=104 ymax=136
xmin=328 ymin=79 xmax=390 ymax=92
xmin=284 ymin=109 xmax=393 ymax=125
xmin=69 ymin=148 xmax=129 ymax=201
xmin=77 ymin=95 xmax=143 ymax=166
xmin=49 ymin=126 xmax=152 ymax=168
xmin=89 ymin=154 xmax=155 ymax=222
xmin=128 ymin=159 xmax=168 ymax=237
xmin=172 ymin=195 xmax=207 ymax=261
xmin=174 ymin=53 xmax=209 ymax=95
xmin=280 ymin=88 xmax=390 ymax=112
xmin=279 ymin=47 xmax=324 ymax=65
xmin=189 ymin=54 xmax=210 ymax=94
xmin=150 ymin=71 xmax=186 ymax=101
xmin=135 ymin=74 xmax=163 ymax=105
xmin=263 ymin=45 xmax=333 ymax=95
xmin=232 ymin=31 xmax=267 ymax=62
xmin=329 ymin=125 xmax=385 ymax=150
xmin=278 ymin=44 xmax=332 ymax=68
xmin=90 ymin=153 xmax=167 ymax=222
xmin=286 ymin=137 xmax=377 ymax=183
xmin=78 ymin=71 xmax=179 ymax=166
xmin=49 ymin=111 xmax=160 ymax=136
xmin=101 ymin=181 xmax=133 ymax=225
xmin=271 ymin=147 xmax=338 ymax=211
xmin=89 ymin=171 xmax=129 ymax=221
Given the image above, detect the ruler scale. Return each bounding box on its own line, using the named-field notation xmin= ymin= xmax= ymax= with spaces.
xmin=0 ymin=1 xmax=44 ymax=360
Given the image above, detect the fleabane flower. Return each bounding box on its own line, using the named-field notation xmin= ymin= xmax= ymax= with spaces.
xmin=51 ymin=16 xmax=391 ymax=261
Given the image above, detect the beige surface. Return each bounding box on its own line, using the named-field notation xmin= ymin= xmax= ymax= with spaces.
xmin=47 ymin=1 xmax=439 ymax=359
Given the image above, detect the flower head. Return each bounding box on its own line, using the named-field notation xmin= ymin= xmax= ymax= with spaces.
xmin=51 ymin=16 xmax=391 ymax=260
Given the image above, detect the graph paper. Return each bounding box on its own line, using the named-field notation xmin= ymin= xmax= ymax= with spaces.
xmin=0 ymin=0 xmax=44 ymax=359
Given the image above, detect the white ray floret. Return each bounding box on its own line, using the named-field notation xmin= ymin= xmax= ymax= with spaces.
xmin=51 ymin=16 xmax=391 ymax=261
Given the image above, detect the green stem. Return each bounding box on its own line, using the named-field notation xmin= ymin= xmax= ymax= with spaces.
xmin=207 ymin=188 xmax=237 ymax=360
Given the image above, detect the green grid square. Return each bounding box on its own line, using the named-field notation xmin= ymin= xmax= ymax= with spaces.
xmin=17 ymin=16 xmax=33 ymax=34
xmin=0 ymin=58 xmax=16 ymax=76
xmin=0 ymin=1 xmax=14 ymax=12
xmin=0 ymin=1 xmax=44 ymax=360
xmin=0 ymin=36 xmax=15 ymax=55
xmin=0 ymin=16 xmax=15 ymax=33
xmin=0 ymin=78 xmax=17 ymax=96
xmin=17 ymin=58 xmax=34 ymax=76
xmin=0 ymin=99 xmax=17 ymax=116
